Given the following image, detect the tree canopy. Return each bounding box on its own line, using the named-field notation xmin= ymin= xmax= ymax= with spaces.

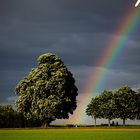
xmin=86 ymin=96 xmax=102 ymax=126
xmin=114 ymin=85 xmax=137 ymax=125
xmin=86 ymin=90 xmax=116 ymax=126
xmin=16 ymin=53 xmax=78 ymax=126
xmin=99 ymin=90 xmax=116 ymax=126
xmin=0 ymin=105 xmax=14 ymax=128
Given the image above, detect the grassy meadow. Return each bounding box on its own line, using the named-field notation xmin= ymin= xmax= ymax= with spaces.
xmin=0 ymin=128 xmax=140 ymax=140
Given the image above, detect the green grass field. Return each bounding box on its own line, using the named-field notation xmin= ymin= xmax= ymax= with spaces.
xmin=0 ymin=128 xmax=140 ymax=140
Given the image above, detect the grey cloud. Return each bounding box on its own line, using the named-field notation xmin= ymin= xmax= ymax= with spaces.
xmin=102 ymin=69 xmax=140 ymax=91
xmin=6 ymin=96 xmax=18 ymax=103
xmin=0 ymin=0 xmax=140 ymax=105
xmin=0 ymin=69 xmax=30 ymax=102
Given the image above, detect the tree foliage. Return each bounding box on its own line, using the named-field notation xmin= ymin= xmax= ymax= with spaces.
xmin=0 ymin=105 xmax=42 ymax=128
xmin=16 ymin=53 xmax=78 ymax=126
xmin=86 ymin=90 xmax=116 ymax=126
xmin=0 ymin=105 xmax=14 ymax=128
xmin=99 ymin=90 xmax=116 ymax=126
xmin=86 ymin=96 xmax=102 ymax=126
xmin=114 ymin=85 xmax=137 ymax=125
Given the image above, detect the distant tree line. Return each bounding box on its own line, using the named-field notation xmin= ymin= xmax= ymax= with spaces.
xmin=86 ymin=85 xmax=140 ymax=127
xmin=0 ymin=105 xmax=42 ymax=128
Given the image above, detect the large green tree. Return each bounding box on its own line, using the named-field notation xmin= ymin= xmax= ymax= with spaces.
xmin=114 ymin=85 xmax=136 ymax=126
xmin=16 ymin=53 xmax=78 ymax=127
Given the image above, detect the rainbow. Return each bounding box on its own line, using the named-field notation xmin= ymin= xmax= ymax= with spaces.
xmin=69 ymin=6 xmax=140 ymax=124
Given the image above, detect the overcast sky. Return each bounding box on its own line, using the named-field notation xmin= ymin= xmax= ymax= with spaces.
xmin=0 ymin=0 xmax=140 ymax=124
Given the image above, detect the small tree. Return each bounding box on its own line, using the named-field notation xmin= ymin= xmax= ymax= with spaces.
xmin=114 ymin=85 xmax=136 ymax=126
xmin=99 ymin=90 xmax=116 ymax=127
xmin=16 ymin=53 xmax=78 ymax=127
xmin=86 ymin=96 xmax=102 ymax=127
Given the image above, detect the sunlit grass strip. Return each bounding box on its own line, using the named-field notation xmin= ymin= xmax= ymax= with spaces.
xmin=0 ymin=129 xmax=140 ymax=140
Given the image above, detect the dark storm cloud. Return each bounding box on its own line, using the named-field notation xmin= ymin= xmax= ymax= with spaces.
xmin=0 ymin=0 xmax=140 ymax=103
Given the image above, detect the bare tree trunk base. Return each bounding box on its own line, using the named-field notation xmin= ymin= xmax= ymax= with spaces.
xmin=108 ymin=119 xmax=110 ymax=127
xmin=42 ymin=123 xmax=49 ymax=128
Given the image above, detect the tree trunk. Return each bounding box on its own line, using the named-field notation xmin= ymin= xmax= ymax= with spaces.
xmin=123 ymin=119 xmax=125 ymax=126
xmin=108 ymin=119 xmax=111 ymax=127
xmin=94 ymin=118 xmax=96 ymax=127
xmin=41 ymin=123 xmax=45 ymax=128
xmin=42 ymin=122 xmax=49 ymax=128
